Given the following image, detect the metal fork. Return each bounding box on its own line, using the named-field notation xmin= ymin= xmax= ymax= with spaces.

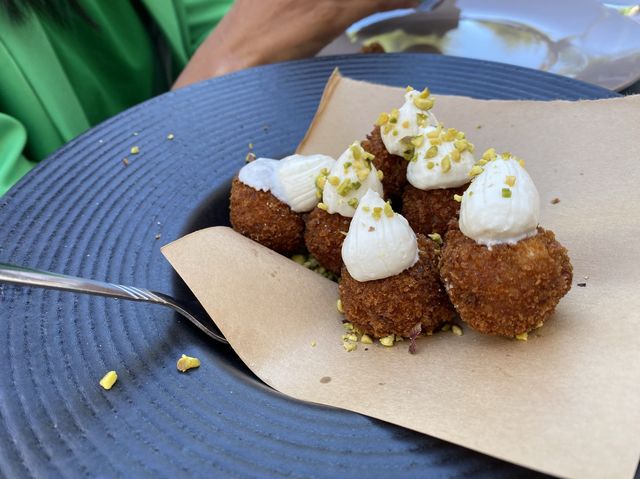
xmin=0 ymin=262 xmax=228 ymax=344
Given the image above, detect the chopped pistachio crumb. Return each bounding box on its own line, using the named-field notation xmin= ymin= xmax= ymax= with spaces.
xmin=343 ymin=322 xmax=354 ymax=331
xmin=362 ymin=206 xmax=370 ymax=212
xmin=427 ymin=233 xmax=442 ymax=245
xmin=379 ymin=334 xmax=395 ymax=347
xmin=99 ymin=371 xmax=118 ymax=390
xmin=336 ymin=178 xmax=352 ymax=196
xmin=518 ymin=159 xmax=526 ymax=168
xmin=291 ymin=254 xmax=306 ymax=265
xmin=372 ymin=207 xmax=383 ymax=220
xmin=360 ymin=334 xmax=373 ymax=344
xmin=336 ymin=299 xmax=344 ymax=313
xmin=505 ymin=175 xmax=516 ymax=187
xmin=383 ymin=202 xmax=394 ymax=218
xmin=245 ymin=152 xmax=256 ymax=163
xmin=317 ymin=202 xmax=328 ymax=211
xmin=401 ymin=120 xmax=410 ymax=129
xmin=535 ymin=322 xmax=544 ymax=329
xmin=450 ymin=149 xmax=461 ymax=163
xmin=502 ymin=188 xmax=512 ymax=198
xmin=343 ymin=161 xmax=352 ymax=170
xmin=469 ymin=165 xmax=484 ymax=177
xmin=453 ymin=194 xmax=463 ymax=203
xmin=411 ymin=135 xmax=424 ymax=148
xmin=392 ymin=129 xmax=399 ymax=137
xmin=376 ymin=170 xmax=384 ymax=181
xmin=427 ymin=161 xmax=435 ymax=170
xmin=515 ymin=332 xmax=528 ymax=341
xmin=343 ymin=341 xmax=357 ymax=352
xmin=482 ymin=148 xmax=496 ymax=161
xmin=311 ymin=341 xmax=317 ymax=347
xmin=425 ymin=145 xmax=438 ymax=159
xmin=406 ymin=85 xmax=414 ymax=92
xmin=347 ymin=198 xmax=359 ymax=208
xmin=441 ymin=156 xmax=451 ymax=173
xmin=177 ymin=354 xmax=201 ymax=372
xmin=412 ymin=88 xmax=433 ymax=110
xmin=328 ymin=175 xmax=340 ymax=186
xmin=451 ymin=325 xmax=463 ymax=336
xmin=440 ymin=324 xmax=451 ymax=332
xmin=376 ymin=112 xmax=389 ymax=126
xmin=130 ymin=146 xmax=140 ymax=155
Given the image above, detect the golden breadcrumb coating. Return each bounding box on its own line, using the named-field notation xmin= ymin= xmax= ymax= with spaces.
xmin=440 ymin=226 xmax=573 ymax=336
xmin=362 ymin=125 xmax=407 ymax=198
xmin=402 ymin=184 xmax=467 ymax=237
xmin=339 ymin=235 xmax=455 ymax=338
xmin=229 ymin=178 xmax=304 ymax=255
xmin=304 ymin=207 xmax=351 ymax=275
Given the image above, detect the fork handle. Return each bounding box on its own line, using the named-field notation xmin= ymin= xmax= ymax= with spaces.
xmin=0 ymin=262 xmax=169 ymax=306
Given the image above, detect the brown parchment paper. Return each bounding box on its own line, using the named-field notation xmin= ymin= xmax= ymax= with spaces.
xmin=162 ymin=71 xmax=640 ymax=479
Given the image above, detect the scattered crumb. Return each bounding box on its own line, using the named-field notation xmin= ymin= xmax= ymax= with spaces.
xmin=551 ymin=198 xmax=560 ymax=204
xmin=440 ymin=324 xmax=451 ymax=332
xmin=167 ymin=133 xmax=175 ymax=140
xmin=535 ymin=322 xmax=544 ymax=329
xmin=133 ymin=132 xmax=139 ymax=136
xmin=311 ymin=341 xmax=316 ymax=347
xmin=99 ymin=371 xmax=118 ymax=390
xmin=176 ymin=354 xmax=200 ymax=372
xmin=98 ymin=139 xmax=104 ymax=144
xmin=584 ymin=275 xmax=589 ymax=280
xmin=320 ymin=376 xmax=331 ymax=383
xmin=451 ymin=325 xmax=463 ymax=336
xmin=336 ymin=299 xmax=344 ymax=314
xmin=154 ymin=233 xmax=161 ymax=240
xmin=130 ymin=146 xmax=140 ymax=155
xmin=476 ymin=124 xmax=482 ymax=129
xmin=360 ymin=334 xmax=373 ymax=344
xmin=122 ymin=158 xmax=129 ymax=166
xmin=248 ymin=143 xmax=253 ymax=149
xmin=343 ymin=341 xmax=357 ymax=352
xmin=515 ymin=332 xmax=528 ymax=341
xmin=379 ymin=334 xmax=395 ymax=347
xmin=577 ymin=282 xmax=587 ymax=287
xmin=245 ymin=152 xmax=256 ymax=163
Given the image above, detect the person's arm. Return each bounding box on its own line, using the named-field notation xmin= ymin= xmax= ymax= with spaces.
xmin=173 ymin=0 xmax=418 ymax=89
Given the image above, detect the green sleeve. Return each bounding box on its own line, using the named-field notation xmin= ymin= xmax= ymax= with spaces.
xmin=0 ymin=113 xmax=36 ymax=196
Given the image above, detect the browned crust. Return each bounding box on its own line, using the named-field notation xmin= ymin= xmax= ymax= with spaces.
xmin=303 ymin=207 xmax=351 ymax=275
xmin=361 ymin=125 xmax=407 ymax=198
xmin=229 ymin=178 xmax=305 ymax=255
xmin=401 ymin=184 xmax=468 ymax=238
xmin=339 ymin=235 xmax=456 ymax=338
xmin=440 ymin=227 xmax=573 ymax=336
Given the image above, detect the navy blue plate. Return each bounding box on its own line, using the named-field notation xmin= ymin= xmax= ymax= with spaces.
xmin=0 ymin=55 xmax=620 ymax=478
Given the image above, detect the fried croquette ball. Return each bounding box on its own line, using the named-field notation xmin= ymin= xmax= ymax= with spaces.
xmin=304 ymin=207 xmax=351 ymax=275
xmin=229 ymin=178 xmax=304 ymax=255
xmin=339 ymin=235 xmax=455 ymax=338
xmin=440 ymin=227 xmax=573 ymax=337
xmin=401 ymin=184 xmax=467 ymax=237
xmin=361 ymin=125 xmax=407 ymax=198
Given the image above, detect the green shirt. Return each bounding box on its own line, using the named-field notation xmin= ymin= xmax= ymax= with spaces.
xmin=0 ymin=0 xmax=233 ymax=196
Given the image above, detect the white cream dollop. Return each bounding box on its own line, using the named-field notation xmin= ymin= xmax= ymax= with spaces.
xmin=407 ymin=124 xmax=475 ymax=190
xmin=342 ymin=189 xmax=419 ymax=282
xmin=459 ymin=154 xmax=540 ymax=247
xmin=237 ymin=157 xmax=278 ymax=192
xmin=271 ymin=153 xmax=335 ymax=212
xmin=322 ymin=142 xmax=384 ymax=218
xmin=380 ymin=88 xmax=438 ymax=157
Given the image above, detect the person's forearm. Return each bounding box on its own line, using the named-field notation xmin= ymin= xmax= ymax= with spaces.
xmin=173 ymin=0 xmax=418 ymax=90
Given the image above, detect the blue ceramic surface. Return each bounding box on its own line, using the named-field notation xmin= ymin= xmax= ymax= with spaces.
xmin=0 ymin=54 xmax=621 ymax=478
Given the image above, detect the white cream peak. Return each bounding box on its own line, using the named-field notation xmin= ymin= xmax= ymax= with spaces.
xmin=407 ymin=124 xmax=475 ymax=190
xmin=381 ymin=88 xmax=437 ymax=157
xmin=459 ymin=154 xmax=540 ymax=247
xmin=271 ymin=154 xmax=335 ymax=212
xmin=238 ymin=154 xmax=335 ymax=212
xmin=342 ymin=189 xmax=419 ymax=282
xmin=322 ymin=142 xmax=383 ymax=218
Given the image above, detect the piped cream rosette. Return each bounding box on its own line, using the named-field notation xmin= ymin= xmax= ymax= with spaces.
xmin=237 ymin=154 xmax=335 ymax=212
xmin=342 ymin=189 xmax=419 ymax=282
xmin=317 ymin=142 xmax=384 ymax=218
xmin=459 ymin=149 xmax=540 ymax=247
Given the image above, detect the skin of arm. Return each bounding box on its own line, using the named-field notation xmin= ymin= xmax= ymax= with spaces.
xmin=173 ymin=0 xmax=418 ymax=89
